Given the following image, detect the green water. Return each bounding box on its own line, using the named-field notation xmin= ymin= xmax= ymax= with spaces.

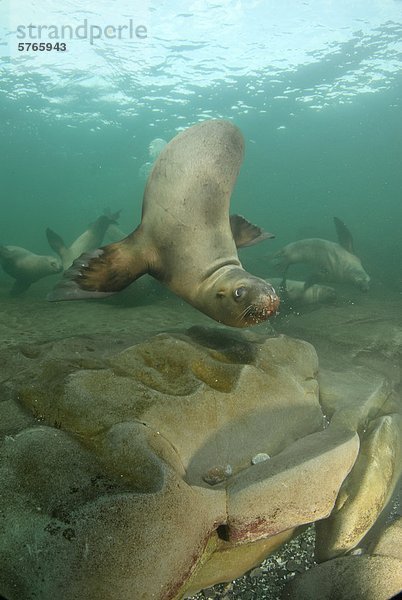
xmin=1 ymin=0 xmax=401 ymax=295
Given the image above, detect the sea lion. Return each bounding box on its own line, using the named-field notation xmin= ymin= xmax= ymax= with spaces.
xmin=0 ymin=246 xmax=62 ymax=295
xmin=48 ymin=119 xmax=279 ymax=328
xmin=269 ymin=278 xmax=337 ymax=305
xmin=46 ymin=211 xmax=120 ymax=271
xmin=272 ymin=217 xmax=370 ymax=291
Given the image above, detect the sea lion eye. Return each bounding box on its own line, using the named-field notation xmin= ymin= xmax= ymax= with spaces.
xmin=233 ymin=286 xmax=247 ymax=301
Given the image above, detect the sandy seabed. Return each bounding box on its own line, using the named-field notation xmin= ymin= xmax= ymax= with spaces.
xmin=0 ymin=274 xmax=401 ymax=600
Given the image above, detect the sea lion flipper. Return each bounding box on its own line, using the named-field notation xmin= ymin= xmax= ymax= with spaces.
xmin=10 ymin=279 xmax=31 ymax=296
xmin=303 ymin=270 xmax=327 ymax=290
xmin=46 ymin=228 xmax=67 ymax=255
xmin=333 ymin=217 xmax=354 ymax=253
xmin=271 ymin=250 xmax=289 ymax=272
xmin=230 ymin=215 xmax=275 ymax=248
xmin=48 ymin=231 xmax=150 ymax=302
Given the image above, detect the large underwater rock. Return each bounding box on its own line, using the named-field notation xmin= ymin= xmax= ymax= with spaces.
xmin=0 ymin=327 xmax=401 ymax=599
xmin=282 ymin=554 xmax=402 ymax=600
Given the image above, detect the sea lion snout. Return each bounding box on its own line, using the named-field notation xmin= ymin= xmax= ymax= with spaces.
xmin=240 ymin=280 xmax=280 ymax=326
xmin=50 ymin=258 xmax=63 ymax=273
xmin=358 ymin=278 xmax=370 ymax=292
xmin=351 ymin=268 xmax=370 ymax=292
xmin=258 ymin=282 xmax=281 ymax=316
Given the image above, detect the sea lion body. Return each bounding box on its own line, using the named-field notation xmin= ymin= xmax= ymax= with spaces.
xmin=273 ymin=238 xmax=370 ymax=291
xmin=49 ymin=120 xmax=279 ymax=327
xmin=0 ymin=245 xmax=62 ymax=295
xmin=270 ymin=278 xmax=336 ymax=305
xmin=139 ymin=125 xmax=254 ymax=314
xmin=105 ymin=214 xmax=273 ymax=248
xmin=46 ymin=213 xmax=119 ymax=271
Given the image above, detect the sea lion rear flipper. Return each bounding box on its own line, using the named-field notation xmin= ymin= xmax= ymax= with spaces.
xmin=230 ymin=215 xmax=275 ymax=248
xmin=333 ymin=217 xmax=355 ymax=253
xmin=47 ymin=230 xmax=150 ymax=301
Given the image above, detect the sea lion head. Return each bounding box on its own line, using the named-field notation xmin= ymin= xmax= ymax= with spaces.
xmin=48 ymin=257 xmax=63 ymax=273
xmin=352 ymin=270 xmax=370 ymax=292
xmin=345 ymin=259 xmax=370 ymax=292
xmin=199 ymin=266 xmax=280 ymax=328
xmin=38 ymin=255 xmax=63 ymax=276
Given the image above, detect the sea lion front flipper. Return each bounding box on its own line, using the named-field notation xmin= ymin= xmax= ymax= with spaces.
xmin=10 ymin=279 xmax=31 ymax=296
xmin=48 ymin=230 xmax=151 ymax=302
xmin=333 ymin=216 xmax=355 ymax=253
xmin=278 ymin=273 xmax=290 ymax=304
xmin=230 ymin=215 xmax=275 ymax=248
xmin=303 ymin=270 xmax=327 ymax=290
xmin=46 ymin=228 xmax=67 ymax=257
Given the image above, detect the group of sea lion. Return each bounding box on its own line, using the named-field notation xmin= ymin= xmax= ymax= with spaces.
xmin=1 ymin=120 xmax=370 ymax=328
xmin=0 ymin=212 xmax=120 ymax=296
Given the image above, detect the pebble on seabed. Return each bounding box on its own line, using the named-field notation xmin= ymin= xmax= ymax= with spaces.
xmin=202 ymin=464 xmax=233 ymax=486
xmin=251 ymin=452 xmax=271 ymax=465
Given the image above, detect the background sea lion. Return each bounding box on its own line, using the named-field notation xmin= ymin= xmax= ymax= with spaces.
xmin=272 ymin=217 xmax=370 ymax=291
xmin=269 ymin=278 xmax=337 ymax=305
xmin=46 ymin=211 xmax=120 ymax=271
xmin=49 ymin=119 xmax=279 ymax=327
xmin=0 ymin=245 xmax=62 ymax=295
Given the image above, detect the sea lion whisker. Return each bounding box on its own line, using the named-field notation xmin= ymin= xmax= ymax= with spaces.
xmin=236 ymin=304 xmax=254 ymax=323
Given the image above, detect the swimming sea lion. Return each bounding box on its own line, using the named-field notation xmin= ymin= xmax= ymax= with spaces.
xmin=46 ymin=211 xmax=120 ymax=271
xmin=48 ymin=119 xmax=279 ymax=327
xmin=0 ymin=246 xmax=62 ymax=295
xmin=272 ymin=217 xmax=370 ymax=291
xmin=269 ymin=278 xmax=337 ymax=305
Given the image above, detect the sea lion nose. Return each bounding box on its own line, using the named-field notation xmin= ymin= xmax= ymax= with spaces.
xmin=265 ymin=283 xmax=280 ymax=313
